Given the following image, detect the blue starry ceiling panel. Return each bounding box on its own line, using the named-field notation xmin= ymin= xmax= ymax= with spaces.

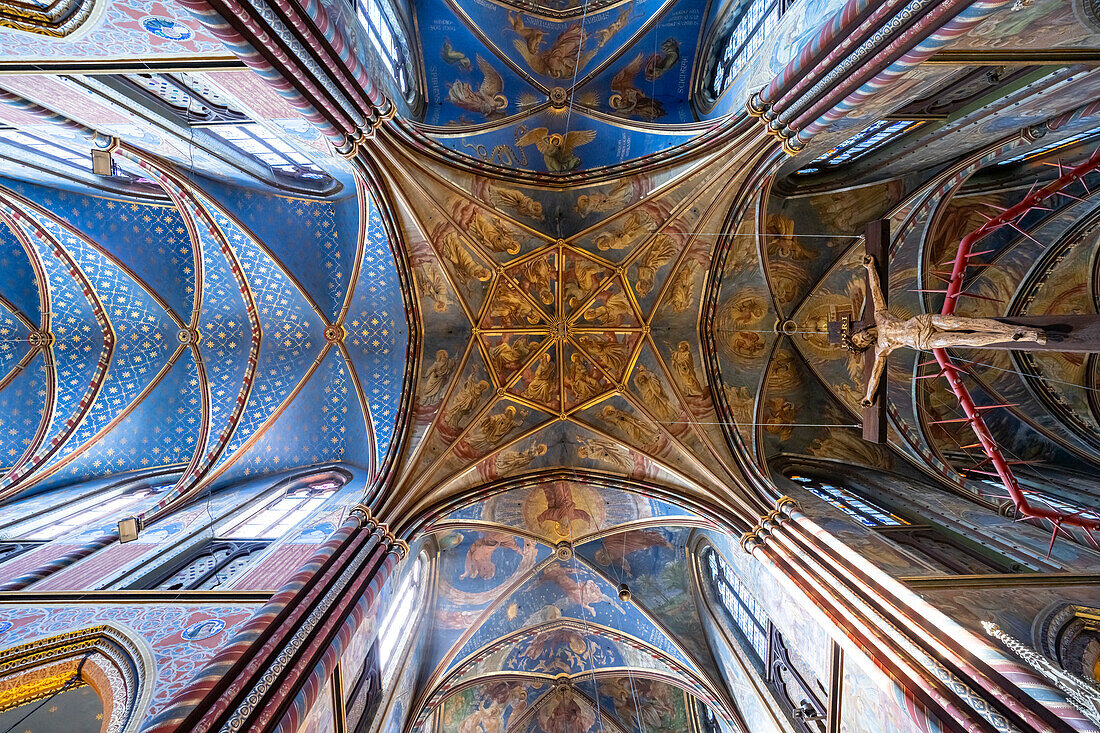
xmin=343 ymin=198 xmax=408 ymax=471
xmin=191 ymin=201 xmax=256 ymax=464
xmin=0 ymin=301 xmax=30 ymax=384
xmin=0 ymin=353 xmax=46 ymax=472
xmin=11 ymin=217 xmax=108 ymax=463
xmin=195 ymin=194 xmax=325 ymax=476
xmin=33 ymin=348 xmax=201 ymax=491
xmin=209 ymin=346 xmax=371 ymax=488
xmin=0 ymin=179 xmax=195 ymax=321
xmin=193 ymin=178 xmax=356 ymax=322
xmin=12 ymin=210 xmax=179 ymax=474
xmin=0 ymin=216 xmax=41 ymax=323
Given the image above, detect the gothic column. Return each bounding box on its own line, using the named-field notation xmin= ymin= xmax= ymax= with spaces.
xmin=142 ymin=505 xmax=406 ymax=733
xmin=742 ymin=498 xmax=1097 ymax=733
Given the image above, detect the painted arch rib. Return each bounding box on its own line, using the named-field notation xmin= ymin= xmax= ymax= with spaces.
xmin=0 ymin=195 xmax=112 ymax=496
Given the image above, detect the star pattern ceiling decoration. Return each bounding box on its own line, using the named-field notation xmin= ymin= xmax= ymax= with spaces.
xmin=370 ymin=121 xmax=775 ymax=528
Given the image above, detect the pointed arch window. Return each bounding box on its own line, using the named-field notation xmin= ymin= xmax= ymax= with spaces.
xmin=124 ymin=73 xmax=248 ymax=124
xmin=138 ymin=478 xmax=340 ymax=591
xmin=223 ymin=479 xmax=339 ymax=540
xmin=794 ymin=120 xmax=926 ymax=175
xmin=378 ymin=554 xmax=424 ymax=679
xmin=0 ymin=125 xmax=159 ymax=192
xmin=702 ymin=546 xmax=827 ymax=732
xmin=4 ymin=482 xmax=169 ymax=541
xmin=704 ymin=0 xmax=790 ymax=102
xmin=356 ymin=0 xmax=413 ymax=101
xmin=205 ymin=124 xmax=331 ymax=182
xmin=790 ymin=473 xmax=1016 ymax=574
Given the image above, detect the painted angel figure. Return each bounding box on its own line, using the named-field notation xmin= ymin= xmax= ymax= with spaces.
xmin=850 ymin=254 xmax=1046 ymax=407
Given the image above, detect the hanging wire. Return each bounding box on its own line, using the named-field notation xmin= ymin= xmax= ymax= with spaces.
xmin=0 ymin=654 xmax=89 ymax=733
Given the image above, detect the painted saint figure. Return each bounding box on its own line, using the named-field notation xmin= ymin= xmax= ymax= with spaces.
xmin=851 ymin=255 xmax=1046 ymax=406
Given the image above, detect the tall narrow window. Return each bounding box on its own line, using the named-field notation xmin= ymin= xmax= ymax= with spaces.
xmin=702 ymin=546 xmax=827 ymax=732
xmin=378 ymin=555 xmax=424 ymax=679
xmin=705 ymin=0 xmax=789 ymax=101
xmin=788 ymin=474 xmax=907 ymax=527
xmin=704 ymin=547 xmax=768 ymax=662
xmin=222 ymin=480 xmax=340 ymax=540
xmin=205 ymin=124 xmax=331 ymax=182
xmin=794 ymin=120 xmax=925 ymax=175
xmin=356 ymin=0 xmax=413 ymax=101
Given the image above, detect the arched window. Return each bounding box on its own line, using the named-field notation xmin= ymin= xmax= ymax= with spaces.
xmin=378 ymin=554 xmax=424 ymax=679
xmin=204 ymin=124 xmax=332 ymax=183
xmin=794 ymin=120 xmax=925 ymax=175
xmin=342 ymin=553 xmax=426 ymax=732
xmin=137 ymin=478 xmax=340 ymax=591
xmin=123 ymin=73 xmax=248 ymax=124
xmin=788 ymin=473 xmax=1016 ymax=574
xmin=701 ymin=545 xmax=827 ymax=732
xmin=356 ymin=0 xmax=414 ymax=103
xmin=704 ymin=546 xmax=768 ymax=662
xmin=0 ymin=126 xmax=155 ymax=189
xmin=702 ymin=0 xmax=790 ymax=103
xmin=1 ymin=481 xmax=169 ymax=542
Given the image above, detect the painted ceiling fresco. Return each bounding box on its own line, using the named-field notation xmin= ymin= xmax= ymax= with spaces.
xmin=413 ymin=0 xmax=718 ymax=174
xmin=371 ymin=120 xmax=778 ymax=525
xmin=0 ymin=163 xmax=406 ymax=504
xmin=414 ymin=484 xmax=735 ymax=733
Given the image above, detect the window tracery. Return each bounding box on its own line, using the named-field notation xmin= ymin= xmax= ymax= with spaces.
xmin=123 ymin=73 xmax=247 ymax=124
xmin=356 ymin=0 xmax=414 ymax=102
xmin=794 ymin=119 xmax=925 ymax=175
xmin=0 ymin=126 xmax=157 ymax=191
xmin=148 ymin=539 xmax=269 ymax=591
xmin=0 ymin=482 xmax=169 ymax=542
xmin=701 ymin=546 xmax=827 ymax=732
xmin=377 ymin=554 xmax=424 ymax=680
xmin=788 ymin=474 xmax=1015 ymax=574
xmin=702 ymin=0 xmax=790 ymax=103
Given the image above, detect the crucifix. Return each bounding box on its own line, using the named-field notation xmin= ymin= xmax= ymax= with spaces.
xmin=830 ymin=220 xmax=1100 ymax=444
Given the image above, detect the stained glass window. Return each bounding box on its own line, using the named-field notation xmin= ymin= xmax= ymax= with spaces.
xmin=205 ymin=124 xmax=331 ymax=182
xmin=995 ymin=128 xmax=1100 ymax=166
xmin=704 ymin=546 xmax=769 ymax=662
xmin=706 ymin=0 xmax=789 ymax=101
xmin=356 ymin=0 xmax=413 ymax=100
xmin=788 ymin=474 xmax=908 ymax=527
xmin=0 ymin=127 xmax=154 ymax=186
xmin=795 ymin=119 xmax=925 ymax=174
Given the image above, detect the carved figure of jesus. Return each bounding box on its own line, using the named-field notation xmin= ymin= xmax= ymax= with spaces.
xmin=852 ymin=255 xmax=1046 ymax=407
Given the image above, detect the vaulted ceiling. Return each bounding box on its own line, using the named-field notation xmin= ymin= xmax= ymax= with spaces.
xmin=2 ymin=0 xmax=1100 ymax=730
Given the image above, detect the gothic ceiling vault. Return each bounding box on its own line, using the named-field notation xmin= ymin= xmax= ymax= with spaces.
xmin=1 ymin=0 xmax=1100 ymax=729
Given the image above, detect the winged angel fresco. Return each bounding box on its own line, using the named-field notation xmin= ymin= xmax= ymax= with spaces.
xmin=517 ymin=128 xmax=596 ymax=172
xmin=508 ymin=7 xmax=632 ymax=79
xmin=610 ymin=53 xmax=666 ymax=120
xmin=447 ymin=55 xmax=509 ymax=120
